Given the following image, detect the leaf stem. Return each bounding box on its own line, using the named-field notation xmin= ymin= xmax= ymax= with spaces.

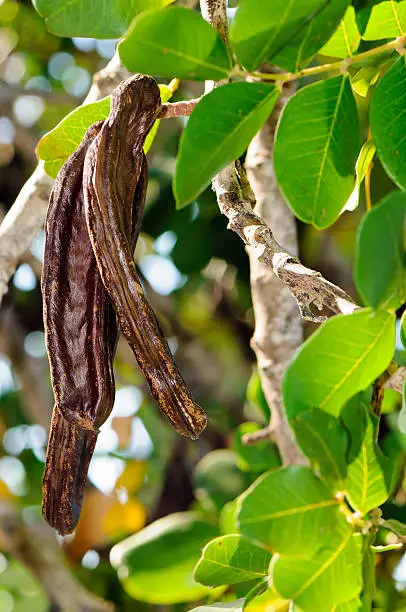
xmin=236 ymin=36 xmax=406 ymax=84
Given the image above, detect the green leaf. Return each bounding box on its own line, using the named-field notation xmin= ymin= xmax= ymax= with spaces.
xmin=355 ymin=191 xmax=406 ymax=309
xmin=342 ymin=139 xmax=376 ymax=213
xmin=37 ymin=85 xmax=172 ymax=178
xmin=363 ymin=0 xmax=406 ymax=40
xmin=400 ymin=310 xmax=406 ymax=348
xmin=118 ymin=7 xmax=231 ymax=81
xmin=382 ymin=518 xmax=406 ymax=537
xmin=340 ymin=392 xmax=368 ymax=464
xmin=194 ymin=450 xmax=252 ymax=513
xmin=174 ymin=82 xmax=279 ymax=208
xmin=336 ymin=597 xmax=362 ymax=611
xmin=230 ymin=0 xmax=349 ymax=72
xmin=272 ymin=524 xmax=362 ymax=610
xmin=237 ymin=466 xmax=340 ymax=555
xmin=32 ymin=0 xmax=174 ymax=38
xmin=246 ymin=369 xmax=270 ymax=423
xmin=370 ymin=57 xmax=406 ymax=190
xmin=189 ymin=601 xmax=244 ymax=612
xmin=36 ymin=97 xmax=111 ymax=178
xmin=110 ymin=512 xmax=219 ymax=604
xmin=219 ymin=500 xmax=239 ymax=535
xmin=320 ymin=6 xmax=361 ymax=58
xmin=274 ymin=75 xmax=359 ymax=229
xmin=282 ymin=309 xmax=396 ymax=420
xmin=345 ymin=413 xmax=393 ymax=514
xmin=292 ymin=409 xmax=348 ymax=488
xmin=362 ymin=535 xmax=375 ymax=612
xmin=194 ymin=535 xmax=271 ymax=587
xmin=232 ymin=423 xmax=280 ymax=473
xmin=371 ymin=542 xmax=403 ymax=552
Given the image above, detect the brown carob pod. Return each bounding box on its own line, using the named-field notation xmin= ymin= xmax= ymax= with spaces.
xmin=84 ymin=74 xmax=207 ymax=439
xmin=41 ymin=122 xmax=148 ymax=534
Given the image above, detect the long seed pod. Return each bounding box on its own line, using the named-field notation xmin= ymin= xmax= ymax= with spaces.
xmin=41 ymin=122 xmax=148 ymax=534
xmin=84 ymin=74 xmax=207 ymax=439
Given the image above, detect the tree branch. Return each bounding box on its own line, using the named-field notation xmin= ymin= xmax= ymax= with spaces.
xmin=0 ymin=53 xmax=130 ymax=306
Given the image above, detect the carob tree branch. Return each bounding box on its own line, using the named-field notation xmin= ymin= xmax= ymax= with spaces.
xmin=245 ymin=87 xmax=306 ymax=465
xmin=0 ymin=502 xmax=114 ymax=611
xmin=199 ymin=0 xmax=357 ymax=463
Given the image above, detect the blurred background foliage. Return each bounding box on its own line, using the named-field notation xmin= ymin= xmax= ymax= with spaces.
xmin=0 ymin=0 xmax=404 ymax=611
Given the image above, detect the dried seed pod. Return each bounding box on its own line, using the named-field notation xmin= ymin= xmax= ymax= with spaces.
xmin=84 ymin=74 xmax=207 ymax=439
xmin=42 ymin=121 xmax=148 ymax=534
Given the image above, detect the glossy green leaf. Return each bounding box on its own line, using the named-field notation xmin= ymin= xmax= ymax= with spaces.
xmin=342 ymin=139 xmax=376 ymax=213
xmin=37 ymin=85 xmax=172 ymax=178
xmin=371 ymin=57 xmax=406 ymax=190
xmin=174 ymin=82 xmax=279 ymax=208
xmin=283 ymin=309 xmax=396 ymax=420
xmin=340 ymin=392 xmax=368 ymax=464
xmin=219 ymin=500 xmax=239 ymax=535
xmin=363 ymin=0 xmax=406 ymax=40
xmin=292 ymin=409 xmax=348 ymax=487
xmin=37 ymin=97 xmax=111 ymax=178
xmin=32 ymin=0 xmax=174 ymax=38
xmin=232 ymin=423 xmax=280 ymax=473
xmin=274 ymin=75 xmax=359 ymax=229
xmin=272 ymin=524 xmax=362 ymax=610
xmin=194 ymin=535 xmax=271 ymax=587
xmin=237 ymin=466 xmax=339 ymax=555
xmin=230 ymin=0 xmax=349 ymax=72
xmin=346 ymin=413 xmax=393 ymax=514
xmin=118 ymin=7 xmax=231 ymax=81
xmin=320 ymin=6 xmax=361 ymax=58
xmin=336 ymin=597 xmax=362 ymax=611
xmin=355 ymin=191 xmax=406 ymax=309
xmin=246 ymin=369 xmax=270 ymax=423
xmin=110 ymin=512 xmax=218 ymax=604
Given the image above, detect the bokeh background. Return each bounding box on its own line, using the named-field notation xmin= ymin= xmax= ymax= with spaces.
xmin=0 ymin=0 xmax=405 ymax=610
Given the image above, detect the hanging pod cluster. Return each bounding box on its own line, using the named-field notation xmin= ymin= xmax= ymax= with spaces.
xmin=41 ymin=75 xmax=207 ymax=535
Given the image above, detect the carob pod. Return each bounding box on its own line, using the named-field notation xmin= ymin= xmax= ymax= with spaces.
xmin=42 ymin=121 xmax=148 ymax=534
xmin=84 ymin=74 xmax=207 ymax=439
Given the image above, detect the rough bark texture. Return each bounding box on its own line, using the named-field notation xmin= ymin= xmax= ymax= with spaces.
xmin=245 ymin=90 xmax=305 ymax=465
xmin=0 ymin=502 xmax=114 ymax=611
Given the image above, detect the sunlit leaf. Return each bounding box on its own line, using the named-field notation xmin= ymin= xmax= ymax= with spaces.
xmin=292 ymin=409 xmax=348 ymax=488
xmin=230 ymin=0 xmax=349 ymax=72
xmin=194 ymin=535 xmax=271 ymax=587
xmin=274 ymin=75 xmax=359 ymax=229
xmin=272 ymin=524 xmax=362 ymax=610
xmin=32 ymin=0 xmax=174 ymax=38
xmin=283 ymin=309 xmax=395 ymax=420
xmin=363 ymin=0 xmax=406 ymax=40
xmin=320 ymin=6 xmax=360 ymax=58
xmin=355 ymin=191 xmax=406 ymax=309
xmin=110 ymin=512 xmax=219 ymax=604
xmin=346 ymin=412 xmax=394 ymax=514
xmin=237 ymin=466 xmax=339 ymax=555
xmin=119 ymin=7 xmax=231 ymax=81
xmin=174 ymin=82 xmax=279 ymax=208
xmin=371 ymin=57 xmax=406 ymax=190
xmin=37 ymin=85 xmax=172 ymax=178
